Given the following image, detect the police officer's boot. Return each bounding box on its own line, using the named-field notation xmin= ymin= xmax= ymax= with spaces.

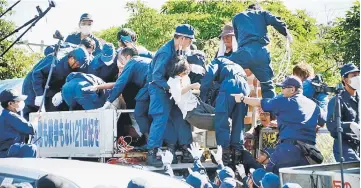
xmin=222 ymin=148 xmax=232 ymax=166
xmin=232 ymin=149 xmax=244 ymax=167
xmin=180 ymin=145 xmax=194 ymax=163
xmin=167 ymin=144 xmax=178 ymax=164
xmin=146 ymin=148 xmax=163 ymax=167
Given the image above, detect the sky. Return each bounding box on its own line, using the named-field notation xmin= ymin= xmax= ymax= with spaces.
xmin=3 ymin=0 xmax=355 ymax=52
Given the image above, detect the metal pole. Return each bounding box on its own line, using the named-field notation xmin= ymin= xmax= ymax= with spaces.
xmin=335 ymin=91 xmax=345 ymax=188
xmin=0 ymin=0 xmax=21 ymax=18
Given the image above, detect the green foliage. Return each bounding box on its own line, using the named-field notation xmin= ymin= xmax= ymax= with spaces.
xmin=328 ymin=1 xmax=360 ymax=67
xmin=97 ymin=0 xmax=358 ymax=86
xmin=0 ymin=0 xmax=41 ymax=80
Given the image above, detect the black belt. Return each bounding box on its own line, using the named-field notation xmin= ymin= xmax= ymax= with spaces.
xmin=281 ymin=139 xmax=315 ymax=145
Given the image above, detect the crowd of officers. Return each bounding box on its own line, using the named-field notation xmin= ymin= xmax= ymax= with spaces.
xmin=0 ymin=3 xmax=359 ymax=188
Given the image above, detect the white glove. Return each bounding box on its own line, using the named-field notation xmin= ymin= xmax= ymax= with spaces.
xmin=82 ymin=85 xmax=98 ymax=92
xmin=236 ymin=164 xmax=246 ymax=179
xmin=187 ymin=142 xmax=204 ymax=160
xmin=350 ymin=122 xmax=360 ymax=140
xmin=100 ymin=101 xmax=112 ymax=110
xmin=161 ymin=150 xmax=174 ymax=166
xmin=52 ymin=92 xmax=63 ymax=107
xmin=210 ymin=145 xmax=223 ymax=164
xmin=34 ymin=96 xmax=43 ymax=107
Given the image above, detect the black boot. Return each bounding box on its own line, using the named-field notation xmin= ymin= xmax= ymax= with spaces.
xmin=146 ymin=148 xmax=163 ymax=167
xmin=180 ymin=145 xmax=194 ymax=163
xmin=232 ymin=149 xmax=244 ymax=167
xmin=167 ymin=144 xmax=178 ymax=164
xmin=222 ymin=148 xmax=232 ymax=166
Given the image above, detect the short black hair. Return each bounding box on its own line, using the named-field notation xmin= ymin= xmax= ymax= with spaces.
xmin=120 ymin=47 xmax=138 ymax=57
xmin=248 ymin=3 xmax=261 ymax=10
xmin=167 ymin=56 xmax=190 ymax=78
xmin=117 ymin=28 xmax=137 ymax=46
xmin=80 ymin=37 xmax=96 ymax=51
xmin=1 ymin=100 xmax=13 ymax=109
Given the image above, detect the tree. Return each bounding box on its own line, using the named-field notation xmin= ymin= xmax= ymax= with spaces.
xmin=0 ymin=0 xmax=41 ymax=80
xmin=328 ymin=1 xmax=360 ymax=67
xmin=97 ymin=0 xmax=346 ymax=85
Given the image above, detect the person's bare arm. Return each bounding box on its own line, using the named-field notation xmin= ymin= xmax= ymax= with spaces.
xmin=232 ymin=94 xmax=261 ymax=107
xmin=97 ymin=82 xmax=115 ymax=90
xmin=182 ymin=83 xmax=200 ymax=95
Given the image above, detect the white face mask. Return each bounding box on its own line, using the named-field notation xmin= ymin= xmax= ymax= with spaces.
xmin=349 ymin=76 xmax=360 ymax=92
xmin=16 ymin=100 xmax=25 ymax=112
xmin=80 ymin=25 xmax=92 ymax=35
xmin=104 ymin=60 xmax=113 ymax=66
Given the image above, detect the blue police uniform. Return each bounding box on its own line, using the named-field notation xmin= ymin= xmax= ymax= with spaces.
xmin=106 ymin=56 xmax=152 ymax=135
xmin=303 ymin=79 xmax=329 ymax=112
xmin=32 ymin=48 xmax=89 ymax=112
xmin=326 ymin=63 xmax=360 ymax=162
xmin=0 ymin=89 xmax=36 ymax=158
xmin=62 ymin=73 xmax=108 ymax=110
xmin=137 ymin=46 xmax=154 ymax=59
xmin=65 ymin=32 xmax=102 ymax=56
xmin=229 ymin=8 xmax=290 ymax=98
xmin=327 ymin=91 xmax=360 ymax=162
xmin=87 ymin=44 xmax=117 ymax=83
xmin=187 ymin=50 xmax=206 ymax=84
xmin=261 ymin=77 xmax=326 ymax=174
xmin=200 ymin=57 xmax=249 ymax=151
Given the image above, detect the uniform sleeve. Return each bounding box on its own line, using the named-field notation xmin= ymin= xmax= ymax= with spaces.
xmin=32 ymin=57 xmax=52 ymax=96
xmin=318 ymin=107 xmax=327 ymax=127
xmin=261 ymin=97 xmax=282 ymax=113
xmin=6 ymin=113 xmax=34 ymax=135
xmin=264 ymin=11 xmax=289 ymax=37
xmin=151 ymin=53 xmax=171 ymax=90
xmin=200 ymin=62 xmax=218 ymax=101
xmin=232 ymin=17 xmax=238 ymax=42
xmin=327 ymin=97 xmax=352 ymax=136
xmin=303 ymin=81 xmax=315 ymax=99
xmin=92 ymin=38 xmax=102 ymax=56
xmin=107 ymin=64 xmax=132 ymax=103
xmin=167 ymin=77 xmax=182 ymax=104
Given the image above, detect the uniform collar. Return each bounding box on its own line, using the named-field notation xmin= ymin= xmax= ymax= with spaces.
xmin=342 ymin=90 xmax=359 ymax=102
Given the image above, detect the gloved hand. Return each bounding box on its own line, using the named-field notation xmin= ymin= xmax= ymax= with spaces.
xmin=210 ymin=145 xmax=223 ymax=164
xmin=100 ymin=101 xmax=112 ymax=110
xmin=236 ymin=164 xmax=246 ymax=179
xmin=34 ymin=96 xmax=43 ymax=107
xmin=52 ymin=92 xmax=63 ymax=107
xmin=82 ymin=85 xmax=98 ymax=92
xmin=231 ymin=93 xmax=244 ymax=103
xmin=161 ymin=150 xmax=174 ymax=166
xmin=187 ymin=142 xmax=204 ymax=160
xmin=350 ymin=122 xmax=360 ymax=139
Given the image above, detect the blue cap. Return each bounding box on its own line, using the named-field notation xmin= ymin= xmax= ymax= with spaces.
xmin=276 ymin=76 xmax=303 ymax=88
xmin=44 ymin=46 xmax=55 ymax=56
xmin=80 ymin=13 xmax=93 ymax=22
xmin=187 ymin=50 xmax=206 ymax=66
xmin=220 ymin=178 xmax=237 ymax=188
xmin=0 ymin=89 xmax=27 ymax=102
xmin=340 ymin=63 xmax=360 ymax=77
xmin=101 ymin=43 xmax=115 ymax=63
xmin=175 ymin=24 xmax=195 ymax=39
xmin=217 ymin=167 xmax=235 ymax=182
xmin=261 ymin=173 xmax=280 ymax=188
xmin=186 ymin=172 xmax=207 ymax=187
xmin=127 ymin=178 xmax=147 ymax=188
xmin=252 ymin=168 xmax=267 ymax=187
xmin=70 ymin=47 xmax=89 ymax=66
xmin=283 ymin=183 xmax=302 ymax=188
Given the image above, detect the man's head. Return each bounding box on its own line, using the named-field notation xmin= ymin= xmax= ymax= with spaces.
xmin=79 ymin=13 xmax=93 ymax=35
xmin=340 ymin=63 xmax=360 ymax=91
xmin=247 ymin=3 xmax=262 ymax=10
xmin=277 ymin=76 xmax=303 ymax=97
xmin=101 ymin=43 xmax=116 ymax=66
xmin=167 ymin=56 xmax=190 ymax=78
xmin=260 ymin=173 xmax=280 ymax=188
xmin=174 ymin=24 xmax=195 ymax=51
xmin=256 ymin=148 xmax=274 ymax=165
xmin=216 ymin=167 xmax=235 ymax=186
xmin=80 ymin=37 xmax=96 ymax=54
xmin=0 ymin=89 xmax=27 ymax=113
xmin=117 ymin=28 xmax=137 ymax=48
xmin=219 ymin=24 xmax=235 ymax=50
xmin=250 ymin=168 xmax=267 ymax=188
xmin=292 ymin=62 xmax=314 ymax=81
xmin=67 ymin=47 xmax=89 ymax=70
xmin=118 ymin=47 xmax=139 ymax=68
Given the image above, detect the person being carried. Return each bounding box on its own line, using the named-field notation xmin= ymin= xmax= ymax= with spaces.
xmin=166 ymin=56 xmax=215 ymax=131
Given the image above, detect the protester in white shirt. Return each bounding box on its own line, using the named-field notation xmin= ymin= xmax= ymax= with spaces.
xmin=166 ymin=56 xmax=215 ymax=130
